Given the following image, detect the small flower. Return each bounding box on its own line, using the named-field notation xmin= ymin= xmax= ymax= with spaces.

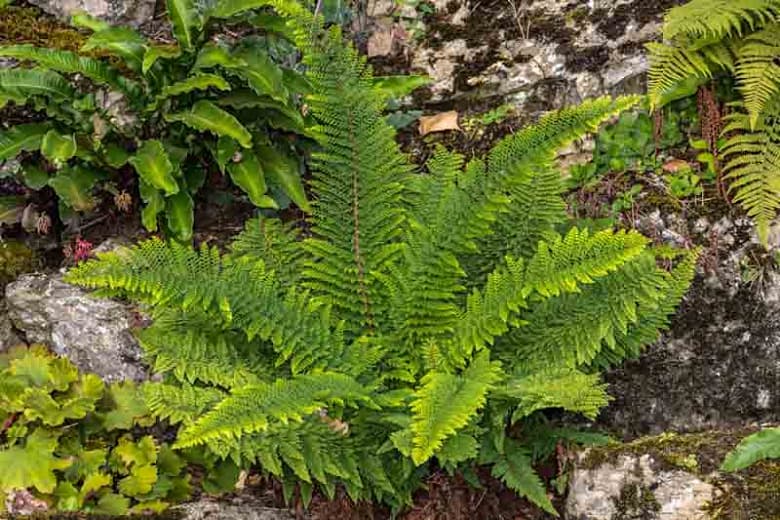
xmin=35 ymin=213 xmax=52 ymax=235
xmin=114 ymin=190 xmax=133 ymax=213
xmin=73 ymin=238 xmax=93 ymax=263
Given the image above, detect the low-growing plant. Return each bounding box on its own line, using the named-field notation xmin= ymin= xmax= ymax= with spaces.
xmin=721 ymin=427 xmax=780 ymax=472
xmin=0 ymin=0 xmax=316 ymax=241
xmin=0 ymin=344 xmax=190 ymax=515
xmin=66 ymin=3 xmax=698 ymax=515
xmin=647 ymin=0 xmax=780 ymax=244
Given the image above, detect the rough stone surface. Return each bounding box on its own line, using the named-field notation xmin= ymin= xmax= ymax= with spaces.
xmin=365 ymin=0 xmax=684 ymax=112
xmin=26 ymin=0 xmax=155 ymax=27
xmin=566 ymin=452 xmax=715 ymax=520
xmin=0 ymin=298 xmax=22 ymax=351
xmin=5 ymin=273 xmax=146 ymax=381
xmin=600 ymin=212 xmax=780 ymax=437
xmin=174 ymin=496 xmax=295 ymax=520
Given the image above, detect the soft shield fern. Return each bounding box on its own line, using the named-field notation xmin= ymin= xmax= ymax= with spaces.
xmin=647 ymin=0 xmax=780 ymax=243
xmin=66 ymin=5 xmax=697 ymax=514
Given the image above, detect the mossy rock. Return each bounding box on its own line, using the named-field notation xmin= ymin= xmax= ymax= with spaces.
xmin=0 ymin=240 xmax=36 ymax=285
xmin=0 ymin=5 xmax=86 ymax=51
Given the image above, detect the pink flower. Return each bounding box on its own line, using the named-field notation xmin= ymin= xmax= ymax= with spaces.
xmin=73 ymin=238 xmax=93 ymax=263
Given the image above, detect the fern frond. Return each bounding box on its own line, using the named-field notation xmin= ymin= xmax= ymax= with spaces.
xmin=489 ymin=440 xmax=556 ymax=515
xmin=174 ymin=373 xmax=374 ymax=449
xmin=0 ymin=68 xmax=74 ymax=103
xmin=301 ymin=27 xmax=410 ymax=335
xmin=498 ymin=368 xmax=610 ymax=421
xmin=722 ymin=102 xmax=780 ymax=244
xmin=721 ymin=427 xmax=780 ymax=471
xmin=167 ymin=0 xmax=201 ymax=50
xmin=165 ymin=100 xmax=252 ymax=148
xmin=502 ymin=252 xmax=668 ymax=369
xmin=0 ymin=123 xmax=49 ymax=160
xmin=0 ymin=45 xmax=137 ymax=96
xmin=662 ymin=0 xmax=780 ymax=41
xmin=409 ymin=351 xmax=502 ymax=464
xmin=154 ymin=73 xmax=230 ymax=103
xmin=138 ymin=310 xmax=271 ymax=388
xmin=143 ymin=381 xmax=226 ymax=425
xmin=81 ymin=27 xmax=146 ymax=70
xmin=735 ymin=23 xmax=780 ymax=128
xmin=524 ymin=228 xmax=648 ymax=298
xmin=228 ymin=216 xmax=305 ymax=287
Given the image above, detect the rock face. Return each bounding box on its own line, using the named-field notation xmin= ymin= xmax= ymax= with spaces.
xmin=566 ymin=452 xmax=715 ymax=520
xmin=174 ymin=496 xmax=294 ymax=520
xmin=0 ymin=298 xmax=22 ymax=351
xmin=365 ymin=0 xmax=684 ymax=112
xmin=4 ymin=273 xmax=146 ymax=381
xmin=600 ymin=213 xmax=780 ymax=437
xmin=26 ymin=0 xmax=155 ymax=27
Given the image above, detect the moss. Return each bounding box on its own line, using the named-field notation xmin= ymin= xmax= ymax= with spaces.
xmin=580 ymin=429 xmax=780 ymax=519
xmin=613 ymin=482 xmax=661 ymax=520
xmin=0 ymin=240 xmax=35 ymax=285
xmin=0 ymin=5 xmax=87 ymax=51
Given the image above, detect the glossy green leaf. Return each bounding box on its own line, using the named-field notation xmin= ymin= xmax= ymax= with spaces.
xmin=721 ymin=427 xmax=780 ymax=472
xmin=165 ymin=190 xmax=194 ymax=242
xmin=21 ymin=163 xmax=50 ymax=190
xmin=0 ymin=68 xmax=74 ymax=102
xmin=233 ymin=48 xmax=288 ymax=104
xmin=165 ymin=100 xmax=252 ymax=148
xmin=207 ymin=0 xmax=272 ymax=19
xmin=48 ymin=165 xmax=101 ymax=211
xmin=227 ymin=148 xmax=276 ymax=208
xmin=81 ymin=28 xmax=146 ymax=70
xmin=101 ymin=142 xmax=130 ymax=168
xmin=0 ymin=196 xmax=24 ymax=226
xmin=166 ymin=0 xmax=200 ymax=50
xmin=157 ymin=73 xmax=230 ymax=102
xmin=255 ymin=144 xmax=310 ymax=212
xmin=0 ymin=123 xmax=48 ymax=160
xmin=93 ymin=493 xmax=129 ymax=515
xmin=41 ymin=130 xmax=77 ymax=164
xmin=139 ymin=181 xmax=165 ymax=232
xmin=247 ymin=12 xmax=296 ymax=40
xmin=0 ymin=429 xmax=72 ymax=493
xmin=102 ymin=381 xmax=153 ymax=430
xmin=193 ymin=42 xmax=246 ymax=70
xmin=142 ymin=44 xmax=182 ymax=74
xmin=70 ymin=11 xmax=110 ymax=32
xmin=370 ymin=75 xmax=431 ymax=100
xmin=129 ymin=140 xmax=179 ymax=196
xmin=213 ymin=135 xmax=239 ymax=173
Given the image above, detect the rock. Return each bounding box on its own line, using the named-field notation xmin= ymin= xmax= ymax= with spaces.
xmin=0 ymin=298 xmax=23 ymax=351
xmin=26 ymin=0 xmax=154 ymax=27
xmin=5 ymin=273 xmax=146 ymax=381
xmin=174 ymin=495 xmax=295 ymax=520
xmin=368 ymin=0 xmax=678 ymax=114
xmin=566 ymin=452 xmax=714 ymax=520
xmin=565 ymin=430 xmax=780 ymax=520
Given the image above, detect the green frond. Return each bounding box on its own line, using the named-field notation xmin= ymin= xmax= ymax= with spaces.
xmin=81 ymin=27 xmax=146 ymax=70
xmin=0 ymin=123 xmax=49 ymax=160
xmin=720 ymin=427 xmax=780 ymax=471
xmin=129 ymin=140 xmax=180 ymax=196
xmin=735 ymin=23 xmax=780 ymax=128
xmin=143 ymin=381 xmax=226 ymax=425
xmin=0 ymin=45 xmax=137 ymax=96
xmin=229 ymin=216 xmax=305 ymax=287
xmin=453 ymin=256 xmax=526 ymax=359
xmin=154 ymin=73 xmax=231 ymax=103
xmin=502 ymin=252 xmax=669 ymax=369
xmin=409 ymin=351 xmax=503 ymax=464
xmin=489 ymin=440 xmax=556 ymax=515
xmin=662 ymin=0 xmax=780 ymax=41
xmin=165 ymin=100 xmax=252 ymax=148
xmin=523 ymin=228 xmax=648 ymax=298
xmin=0 ymin=68 xmax=74 ymax=104
xmin=166 ymin=0 xmax=201 ymax=50
xmin=722 ymin=103 xmax=780 ymax=244
xmin=138 ymin=310 xmax=270 ymax=389
xmin=301 ymin=26 xmax=410 ymax=335
xmin=174 ymin=373 xmax=374 ymax=449
xmin=65 ymin=238 xmax=339 ymax=373
xmin=646 ymin=41 xmax=732 ymax=109
xmin=499 ymin=368 xmax=610 ymax=421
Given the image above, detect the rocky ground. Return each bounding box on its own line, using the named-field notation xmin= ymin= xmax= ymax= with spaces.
xmin=2 ymin=0 xmax=780 ymax=519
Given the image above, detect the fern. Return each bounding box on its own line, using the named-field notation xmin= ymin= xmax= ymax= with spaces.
xmin=662 ymin=0 xmax=780 ymax=40
xmin=721 ymin=427 xmax=780 ymax=471
xmin=66 ymin=5 xmax=695 ymax=515
xmin=735 ymin=23 xmax=780 ymax=128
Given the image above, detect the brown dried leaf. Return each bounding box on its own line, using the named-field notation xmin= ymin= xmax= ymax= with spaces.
xmin=367 ymin=20 xmax=395 ymax=57
xmin=662 ymin=159 xmax=691 ymax=173
xmin=419 ymin=111 xmax=461 ymax=136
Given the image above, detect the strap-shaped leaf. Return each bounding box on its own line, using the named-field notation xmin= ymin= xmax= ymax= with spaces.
xmin=167 ymin=0 xmax=201 ymax=50
xmin=157 ymin=73 xmax=230 ymax=101
xmin=207 ymin=0 xmax=273 ymax=19
xmin=48 ymin=166 xmax=101 ymax=211
xmin=81 ymin=28 xmax=146 ymax=70
xmin=142 ymin=44 xmax=182 ymax=74
xmin=0 ymin=68 xmax=74 ymax=102
xmin=165 ymin=100 xmax=252 ymax=148
xmin=139 ymin=181 xmax=165 ymax=232
xmin=255 ymin=144 xmax=310 ymax=212
xmin=129 ymin=140 xmax=179 ymax=196
xmin=165 ymin=190 xmax=194 ymax=242
xmin=193 ymin=42 xmax=246 ymax=69
xmin=226 ymin=148 xmax=277 ymax=208
xmin=41 ymin=130 xmax=77 ymax=164
xmin=0 ymin=123 xmax=49 ymax=160
xmin=721 ymin=427 xmax=780 ymax=472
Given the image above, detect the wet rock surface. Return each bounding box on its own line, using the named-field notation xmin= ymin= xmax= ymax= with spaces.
xmin=4 ymin=273 xmax=147 ymax=381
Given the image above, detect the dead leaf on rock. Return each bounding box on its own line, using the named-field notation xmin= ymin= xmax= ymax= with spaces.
xmin=419 ymin=111 xmax=461 ymax=135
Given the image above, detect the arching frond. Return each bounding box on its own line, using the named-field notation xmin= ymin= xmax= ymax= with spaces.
xmin=735 ymin=23 xmax=780 ymax=128
xmin=662 ymin=0 xmax=780 ymax=40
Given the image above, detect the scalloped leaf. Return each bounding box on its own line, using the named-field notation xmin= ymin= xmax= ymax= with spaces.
xmin=142 ymin=44 xmax=182 ymax=75
xmin=0 ymin=123 xmax=49 ymax=160
xmin=156 ymin=73 xmax=230 ymax=102
xmin=0 ymin=429 xmax=72 ymax=493
xmin=41 ymin=129 xmax=77 ymax=165
xmin=165 ymin=190 xmax=194 ymax=242
xmin=129 ymin=140 xmax=179 ymax=196
xmin=48 ymin=165 xmax=101 ymax=211
xmin=165 ymin=100 xmax=252 ymax=148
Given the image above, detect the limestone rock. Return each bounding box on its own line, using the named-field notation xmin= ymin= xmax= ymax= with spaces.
xmin=566 ymin=452 xmax=715 ymax=520
xmin=5 ymin=273 xmax=146 ymax=381
xmin=26 ymin=0 xmax=154 ymax=27
xmin=174 ymin=495 xmax=295 ymax=520
xmin=0 ymin=299 xmax=22 ymax=351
